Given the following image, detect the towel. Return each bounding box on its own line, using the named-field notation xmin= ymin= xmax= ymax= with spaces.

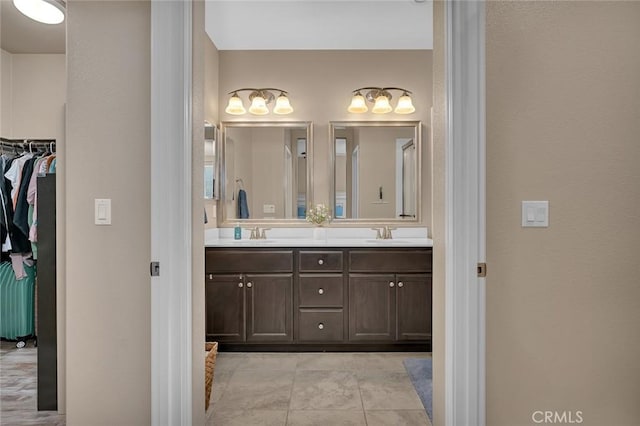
xmin=237 ymin=189 xmax=250 ymax=219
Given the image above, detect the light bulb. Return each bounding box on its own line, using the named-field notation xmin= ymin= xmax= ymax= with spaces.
xmin=273 ymin=94 xmax=294 ymax=115
xmin=249 ymin=95 xmax=269 ymax=115
xmin=372 ymin=95 xmax=392 ymax=114
xmin=225 ymin=94 xmax=246 ymax=115
xmin=347 ymin=93 xmax=368 ymax=113
xmin=394 ymin=93 xmax=415 ymax=114
xmin=13 ymin=0 xmax=65 ymax=25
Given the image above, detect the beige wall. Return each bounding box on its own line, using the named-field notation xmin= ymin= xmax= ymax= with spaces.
xmin=66 ymin=1 xmax=151 ymax=424
xmin=0 ymin=50 xmax=65 ymax=141
xmin=218 ymin=50 xmax=433 ymax=229
xmin=1 ymin=49 xmax=12 ymax=135
xmin=486 ymin=2 xmax=640 ymax=425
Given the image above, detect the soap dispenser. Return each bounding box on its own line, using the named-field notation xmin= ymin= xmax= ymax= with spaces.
xmin=234 ymin=222 xmax=241 ymax=240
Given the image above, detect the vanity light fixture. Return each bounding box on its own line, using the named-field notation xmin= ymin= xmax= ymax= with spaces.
xmin=225 ymin=88 xmax=294 ymax=116
xmin=347 ymin=87 xmax=416 ymax=114
xmin=13 ymin=0 xmax=65 ymax=25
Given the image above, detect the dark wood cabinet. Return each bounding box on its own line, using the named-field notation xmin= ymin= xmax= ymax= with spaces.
xmin=348 ymin=274 xmax=396 ymax=341
xmin=205 ymin=247 xmax=431 ymax=350
xmin=205 ymin=250 xmax=294 ymax=343
xmin=396 ymin=274 xmax=432 ymax=341
xmin=205 ymin=274 xmax=245 ymax=342
xmin=245 ymin=274 xmax=293 ymax=342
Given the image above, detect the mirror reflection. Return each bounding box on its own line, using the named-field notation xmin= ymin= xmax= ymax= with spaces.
xmin=331 ymin=121 xmax=421 ymax=221
xmin=222 ymin=121 xmax=312 ymax=223
xmin=204 ymin=123 xmax=218 ymax=200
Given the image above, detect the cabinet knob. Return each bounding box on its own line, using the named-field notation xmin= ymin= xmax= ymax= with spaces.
xmin=398 ymin=282 xmax=404 ymax=288
xmin=318 ymin=288 xmax=324 ymax=295
xmin=318 ymin=259 xmax=324 ymax=265
xmin=389 ymin=281 xmax=395 ymax=287
xmin=247 ymin=282 xmax=253 ymax=288
xmin=208 ymin=274 xmax=213 ymax=280
xmin=318 ymin=323 xmax=324 ymax=330
xmin=238 ymin=282 xmax=243 ymax=288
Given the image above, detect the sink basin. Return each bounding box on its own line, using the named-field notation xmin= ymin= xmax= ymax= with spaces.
xmin=229 ymin=239 xmax=278 ymax=244
xmin=364 ymin=239 xmax=409 ymax=244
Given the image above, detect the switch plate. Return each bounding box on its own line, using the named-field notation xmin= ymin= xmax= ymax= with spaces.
xmin=263 ymin=204 xmax=276 ymax=214
xmin=522 ymin=201 xmax=548 ymax=227
xmin=95 ymin=198 xmax=112 ymax=225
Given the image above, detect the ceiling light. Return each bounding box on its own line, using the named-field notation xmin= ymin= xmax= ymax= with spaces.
xmin=225 ymin=88 xmax=294 ymax=116
xmin=347 ymin=87 xmax=416 ymax=115
xmin=13 ymin=0 xmax=65 ymax=25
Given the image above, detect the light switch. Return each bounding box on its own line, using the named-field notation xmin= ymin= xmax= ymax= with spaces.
xmin=95 ymin=199 xmax=112 ymax=225
xmin=522 ymin=201 xmax=548 ymax=227
xmin=263 ymin=204 xmax=276 ymax=214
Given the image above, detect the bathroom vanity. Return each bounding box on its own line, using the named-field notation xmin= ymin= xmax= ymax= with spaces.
xmin=205 ymin=241 xmax=432 ymax=352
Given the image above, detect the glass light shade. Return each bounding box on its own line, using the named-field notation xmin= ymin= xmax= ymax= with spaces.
xmin=273 ymin=95 xmax=294 ymax=115
xmin=249 ymin=96 xmax=269 ymax=115
xmin=394 ymin=94 xmax=416 ymax=114
xmin=13 ymin=0 xmax=65 ymax=24
xmin=347 ymin=94 xmax=368 ymax=113
xmin=225 ymin=95 xmax=246 ymax=115
xmin=372 ymin=95 xmax=392 ymax=114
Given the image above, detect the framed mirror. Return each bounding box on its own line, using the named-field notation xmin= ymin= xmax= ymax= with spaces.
xmin=204 ymin=123 xmax=219 ymax=200
xmin=330 ymin=121 xmax=421 ymax=222
xmin=220 ymin=121 xmax=313 ymax=224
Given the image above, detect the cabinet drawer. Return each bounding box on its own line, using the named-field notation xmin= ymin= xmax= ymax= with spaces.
xmin=299 ymin=250 xmax=343 ymax=272
xmin=206 ymin=250 xmax=293 ymax=273
xmin=349 ymin=250 xmax=432 ymax=273
xmin=299 ymin=275 xmax=344 ymax=307
xmin=298 ymin=310 xmax=344 ymax=342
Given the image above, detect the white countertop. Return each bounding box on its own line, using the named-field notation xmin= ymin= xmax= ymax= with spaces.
xmin=205 ymin=227 xmax=433 ymax=248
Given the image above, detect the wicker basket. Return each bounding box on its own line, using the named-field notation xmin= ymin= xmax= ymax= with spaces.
xmin=205 ymin=342 xmax=218 ymax=410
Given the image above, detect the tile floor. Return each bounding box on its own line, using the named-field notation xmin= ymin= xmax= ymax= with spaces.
xmin=1 ymin=342 xmax=432 ymax=426
xmin=0 ymin=340 xmax=66 ymax=425
xmin=207 ymin=352 xmax=433 ymax=426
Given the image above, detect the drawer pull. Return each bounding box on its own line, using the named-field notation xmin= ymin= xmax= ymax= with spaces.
xmin=318 ymin=323 xmax=324 ymax=330
xmin=318 ymin=288 xmax=324 ymax=295
xmin=389 ymin=281 xmax=395 ymax=287
xmin=318 ymin=259 xmax=324 ymax=265
xmin=247 ymin=282 xmax=253 ymax=288
xmin=398 ymin=282 xmax=404 ymax=288
xmin=208 ymin=274 xmax=213 ymax=280
xmin=238 ymin=282 xmax=243 ymax=288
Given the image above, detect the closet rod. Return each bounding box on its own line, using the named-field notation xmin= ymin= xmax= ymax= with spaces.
xmin=0 ymin=137 xmax=56 ymax=144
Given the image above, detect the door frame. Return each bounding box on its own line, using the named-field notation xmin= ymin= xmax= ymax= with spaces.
xmin=444 ymin=1 xmax=486 ymax=425
xmin=149 ymin=1 xmax=486 ymax=424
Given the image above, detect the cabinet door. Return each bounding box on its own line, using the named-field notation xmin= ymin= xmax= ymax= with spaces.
xmin=245 ymin=274 xmax=293 ymax=342
xmin=205 ymin=274 xmax=245 ymax=342
xmin=396 ymin=274 xmax=432 ymax=341
xmin=348 ymin=274 xmax=396 ymax=341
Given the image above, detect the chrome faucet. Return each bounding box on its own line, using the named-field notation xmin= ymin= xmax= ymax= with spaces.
xmin=248 ymin=226 xmax=270 ymax=240
xmin=371 ymin=226 xmax=396 ymax=239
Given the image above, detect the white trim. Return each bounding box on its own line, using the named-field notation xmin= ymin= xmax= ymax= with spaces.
xmin=151 ymin=1 xmax=193 ymax=425
xmin=445 ymin=1 xmax=486 ymax=425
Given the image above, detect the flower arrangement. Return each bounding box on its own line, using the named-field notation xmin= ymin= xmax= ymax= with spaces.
xmin=306 ymin=203 xmax=332 ymax=226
